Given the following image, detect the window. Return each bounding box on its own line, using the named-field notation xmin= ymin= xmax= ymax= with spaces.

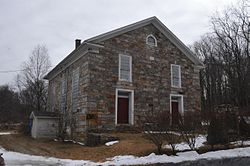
xmin=171 ymin=64 xmax=181 ymax=88
xmin=60 ymin=79 xmax=66 ymax=113
xmin=51 ymin=83 xmax=56 ymax=111
xmin=119 ymin=54 xmax=132 ymax=82
xmin=72 ymin=68 xmax=79 ymax=112
xmin=146 ymin=34 xmax=157 ymax=47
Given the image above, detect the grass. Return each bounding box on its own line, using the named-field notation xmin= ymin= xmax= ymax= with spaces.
xmin=0 ymin=132 xmax=156 ymax=162
xmin=1 ymin=131 xmax=248 ymax=162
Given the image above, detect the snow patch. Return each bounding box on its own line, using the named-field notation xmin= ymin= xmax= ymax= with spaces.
xmin=1 ymin=136 xmax=250 ymax=166
xmin=1 ymin=146 xmax=250 ymax=165
xmin=102 ymin=147 xmax=250 ymax=165
xmin=164 ymin=135 xmax=206 ymax=151
xmin=105 ymin=140 xmax=119 ymax=146
xmin=62 ymin=139 xmax=85 ymax=146
xmin=0 ymin=132 xmax=12 ymax=135
xmin=230 ymin=140 xmax=250 ymax=146
xmin=144 ymin=131 xmax=181 ymax=136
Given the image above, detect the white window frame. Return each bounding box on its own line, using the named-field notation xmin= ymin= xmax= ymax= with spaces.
xmin=171 ymin=64 xmax=181 ymax=88
xmin=169 ymin=94 xmax=184 ymax=125
xmin=146 ymin=34 xmax=157 ymax=47
xmin=119 ymin=54 xmax=132 ymax=82
xmin=115 ymin=88 xmax=134 ymax=125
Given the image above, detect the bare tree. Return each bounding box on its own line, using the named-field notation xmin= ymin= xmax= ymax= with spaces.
xmin=193 ymin=0 xmax=250 ymax=111
xmin=17 ymin=45 xmax=51 ymax=112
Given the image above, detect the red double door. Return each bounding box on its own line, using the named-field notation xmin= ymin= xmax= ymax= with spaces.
xmin=117 ymin=97 xmax=129 ymax=124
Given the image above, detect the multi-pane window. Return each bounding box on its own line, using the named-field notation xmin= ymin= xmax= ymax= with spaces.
xmin=60 ymin=79 xmax=66 ymax=113
xmin=72 ymin=68 xmax=79 ymax=112
xmin=146 ymin=34 xmax=157 ymax=47
xmin=119 ymin=54 xmax=132 ymax=82
xmin=171 ymin=64 xmax=181 ymax=88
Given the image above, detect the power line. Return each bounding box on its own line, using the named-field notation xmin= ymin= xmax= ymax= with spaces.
xmin=0 ymin=65 xmax=55 ymax=73
xmin=0 ymin=69 xmax=25 ymax=73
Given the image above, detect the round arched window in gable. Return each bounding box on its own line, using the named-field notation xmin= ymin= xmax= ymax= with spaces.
xmin=146 ymin=34 xmax=157 ymax=47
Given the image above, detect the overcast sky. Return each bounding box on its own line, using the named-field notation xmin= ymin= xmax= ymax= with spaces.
xmin=0 ymin=0 xmax=238 ymax=86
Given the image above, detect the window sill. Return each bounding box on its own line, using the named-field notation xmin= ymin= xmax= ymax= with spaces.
xmin=171 ymin=86 xmax=182 ymax=89
xmin=118 ymin=79 xmax=132 ymax=83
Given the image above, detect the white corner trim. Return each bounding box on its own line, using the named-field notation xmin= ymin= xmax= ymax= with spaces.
xmin=115 ymin=88 xmax=134 ymax=125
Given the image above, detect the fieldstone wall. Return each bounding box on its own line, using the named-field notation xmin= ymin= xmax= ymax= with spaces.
xmin=87 ymin=24 xmax=201 ymax=131
xmin=47 ymin=52 xmax=91 ymax=140
xmin=48 ymin=24 xmax=201 ymax=140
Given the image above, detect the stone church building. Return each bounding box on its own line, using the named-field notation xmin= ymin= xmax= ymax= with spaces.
xmin=45 ymin=17 xmax=204 ymax=140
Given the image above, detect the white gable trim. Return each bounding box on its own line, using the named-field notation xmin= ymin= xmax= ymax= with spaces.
xmin=44 ymin=42 xmax=104 ymax=80
xmin=85 ymin=16 xmax=204 ymax=67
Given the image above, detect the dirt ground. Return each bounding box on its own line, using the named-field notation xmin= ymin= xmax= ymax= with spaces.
xmin=0 ymin=132 xmax=156 ymax=162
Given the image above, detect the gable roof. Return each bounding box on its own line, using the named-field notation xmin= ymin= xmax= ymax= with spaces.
xmin=45 ymin=17 xmax=204 ymax=80
xmin=44 ymin=42 xmax=103 ymax=80
xmin=85 ymin=16 xmax=204 ymax=67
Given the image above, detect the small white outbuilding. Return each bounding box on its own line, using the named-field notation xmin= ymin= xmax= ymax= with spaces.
xmin=30 ymin=111 xmax=59 ymax=139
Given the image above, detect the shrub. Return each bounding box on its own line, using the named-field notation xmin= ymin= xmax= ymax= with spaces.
xmin=139 ymin=105 xmax=179 ymax=155
xmin=207 ymin=113 xmax=229 ymax=148
xmin=239 ymin=116 xmax=250 ymax=146
xmin=178 ymin=111 xmax=202 ymax=151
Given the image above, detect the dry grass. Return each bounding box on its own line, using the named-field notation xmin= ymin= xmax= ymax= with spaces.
xmin=1 ymin=132 xmax=248 ymax=162
xmin=0 ymin=132 xmax=155 ymax=162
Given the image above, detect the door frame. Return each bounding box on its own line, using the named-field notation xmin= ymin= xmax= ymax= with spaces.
xmin=170 ymin=94 xmax=184 ymax=125
xmin=115 ymin=88 xmax=134 ymax=125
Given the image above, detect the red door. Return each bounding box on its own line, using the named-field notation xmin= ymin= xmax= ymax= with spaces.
xmin=117 ymin=97 xmax=129 ymax=124
xmin=171 ymin=101 xmax=179 ymax=125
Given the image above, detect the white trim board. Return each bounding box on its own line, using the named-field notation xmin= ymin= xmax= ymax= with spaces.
xmin=171 ymin=64 xmax=182 ymax=88
xmin=169 ymin=94 xmax=184 ymax=124
xmin=115 ymin=88 xmax=134 ymax=125
xmin=85 ymin=16 xmax=204 ymax=67
xmin=119 ymin=54 xmax=132 ymax=82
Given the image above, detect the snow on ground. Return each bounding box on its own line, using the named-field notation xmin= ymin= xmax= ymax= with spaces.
xmin=105 ymin=140 xmax=119 ymax=146
xmin=60 ymin=139 xmax=85 ymax=146
xmin=100 ymin=147 xmax=250 ymax=165
xmin=0 ymin=132 xmax=12 ymax=135
xmin=1 ymin=134 xmax=250 ymax=166
xmin=0 ymin=147 xmax=91 ymax=166
xmin=144 ymin=131 xmax=181 ymax=136
xmin=164 ymin=135 xmax=206 ymax=151
xmin=2 ymin=145 xmax=250 ymax=166
xmin=231 ymin=140 xmax=250 ymax=146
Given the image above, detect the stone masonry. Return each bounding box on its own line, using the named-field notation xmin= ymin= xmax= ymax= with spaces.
xmin=47 ymin=20 xmax=202 ymax=141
